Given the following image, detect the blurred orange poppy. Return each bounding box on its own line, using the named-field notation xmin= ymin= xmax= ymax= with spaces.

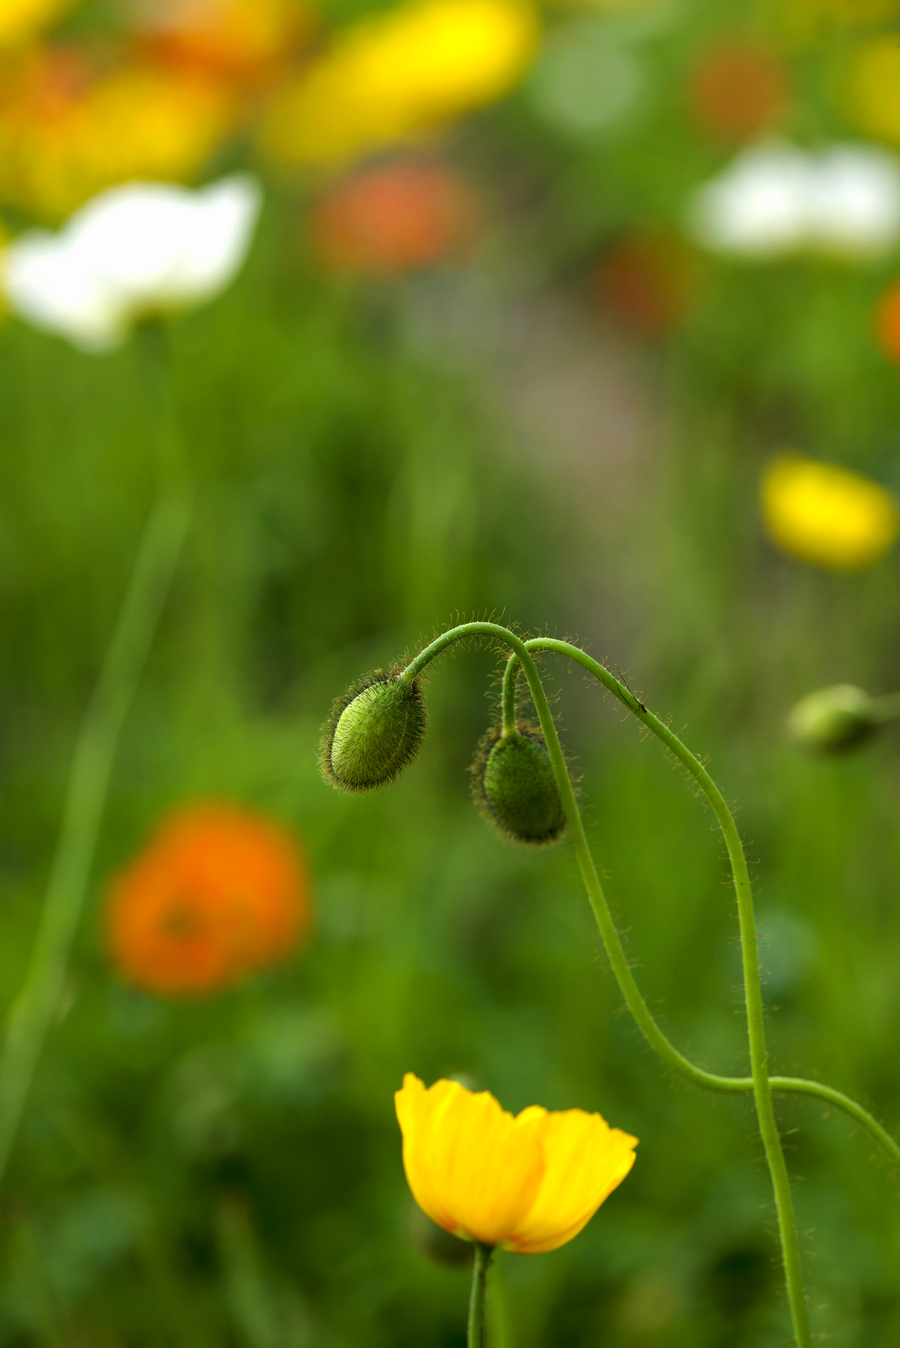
xmin=107 ymin=803 xmax=310 ymax=996
xmin=593 ymin=230 xmax=696 ymax=337
xmin=688 ymin=40 xmax=787 ymax=143
xmin=0 ymin=48 xmax=238 ymax=218
xmin=876 ymin=282 xmax=900 ymax=364
xmin=312 ymin=161 xmax=477 ymax=274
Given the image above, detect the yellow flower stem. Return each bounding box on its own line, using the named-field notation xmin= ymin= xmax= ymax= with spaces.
xmin=467 ymin=1243 xmax=494 ymax=1348
xmin=0 ymin=490 xmax=190 ymax=1188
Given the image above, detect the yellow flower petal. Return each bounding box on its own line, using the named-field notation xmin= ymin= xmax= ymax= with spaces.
xmin=259 ymin=0 xmax=538 ymax=167
xmin=396 ymin=1074 xmax=546 ymax=1244
xmin=395 ymin=1075 xmax=637 ymax=1254
xmin=761 ymin=455 xmax=899 ymax=571
xmin=507 ymin=1108 xmax=638 ymax=1253
xmin=0 ymin=0 xmax=73 ymax=46
xmin=848 ymin=39 xmax=900 ymax=145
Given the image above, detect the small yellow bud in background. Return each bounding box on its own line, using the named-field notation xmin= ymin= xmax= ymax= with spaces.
xmin=761 ymin=455 xmax=899 ymax=571
xmin=320 ymin=671 xmax=427 ymax=793
xmin=787 ymin=684 xmax=880 ymax=754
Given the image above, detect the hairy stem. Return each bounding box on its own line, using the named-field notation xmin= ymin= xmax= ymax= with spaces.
xmin=404 ymin=622 xmax=900 ymax=1340
xmin=515 ymin=643 xmax=812 ymax=1341
xmin=408 ymin=625 xmax=900 ymax=1166
xmin=0 ymin=490 xmax=190 ymax=1188
xmin=467 ymin=1244 xmax=493 ymax=1348
xmin=514 ymin=640 xmax=900 ymax=1165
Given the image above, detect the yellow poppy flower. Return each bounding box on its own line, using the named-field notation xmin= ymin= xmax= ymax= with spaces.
xmin=0 ymin=57 xmax=238 ymax=219
xmin=394 ymin=1074 xmax=637 ymax=1254
xmin=761 ymin=456 xmax=899 ymax=571
xmin=260 ymin=0 xmax=538 ymax=167
xmin=0 ymin=0 xmax=74 ymax=47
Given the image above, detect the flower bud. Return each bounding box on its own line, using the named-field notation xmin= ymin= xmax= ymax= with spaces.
xmin=321 ymin=671 xmax=427 ymax=792
xmin=471 ymin=727 xmax=567 ymax=845
xmin=786 ymin=684 xmax=880 ymax=754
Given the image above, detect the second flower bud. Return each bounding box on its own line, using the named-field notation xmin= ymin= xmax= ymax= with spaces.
xmin=471 ymin=726 xmax=567 ymax=845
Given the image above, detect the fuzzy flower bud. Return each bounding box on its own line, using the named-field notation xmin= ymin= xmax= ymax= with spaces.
xmin=786 ymin=684 xmax=880 ymax=754
xmin=320 ymin=670 xmax=427 ymax=792
xmin=471 ymin=726 xmax=567 ymax=844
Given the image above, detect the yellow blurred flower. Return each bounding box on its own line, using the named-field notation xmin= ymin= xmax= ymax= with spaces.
xmin=260 ymin=0 xmax=539 ymax=167
xmin=0 ymin=0 xmax=74 ymax=47
xmin=394 ymin=1074 xmax=637 ymax=1253
xmin=0 ymin=52 xmax=238 ymax=219
xmin=762 ymin=455 xmax=899 ymax=570
xmin=848 ymin=38 xmax=900 ymax=144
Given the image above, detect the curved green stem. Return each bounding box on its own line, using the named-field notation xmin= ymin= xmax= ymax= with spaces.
xmin=467 ymin=1243 xmax=493 ymax=1348
xmin=518 ymin=644 xmax=816 ymax=1339
xmin=406 ymin=626 xmax=818 ymax=1334
xmin=404 ymin=623 xmax=900 ymax=1341
xmin=0 ymin=489 xmax=191 ymax=1188
xmin=767 ymin=1075 xmax=900 ymax=1161
xmin=515 ymin=643 xmax=900 ymax=1151
xmin=409 ymin=626 xmax=900 ymax=1163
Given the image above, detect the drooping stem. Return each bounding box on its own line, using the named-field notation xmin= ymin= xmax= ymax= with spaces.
xmin=405 ymin=625 xmax=900 ymax=1168
xmin=467 ymin=1243 xmax=493 ymax=1348
xmin=405 ymin=624 xmax=821 ymax=1337
xmin=0 ymin=489 xmax=190 ymax=1188
xmin=516 ymin=647 xmax=816 ymax=1340
xmin=513 ymin=640 xmax=900 ymax=1156
xmin=406 ymin=625 xmax=754 ymax=1094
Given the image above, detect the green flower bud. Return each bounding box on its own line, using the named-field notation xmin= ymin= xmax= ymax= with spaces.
xmin=786 ymin=684 xmax=880 ymax=754
xmin=471 ymin=726 xmax=567 ymax=845
xmin=320 ymin=670 xmax=427 ymax=792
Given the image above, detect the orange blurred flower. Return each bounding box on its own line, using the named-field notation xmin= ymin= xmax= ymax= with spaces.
xmin=593 ymin=230 xmax=696 ymax=338
xmin=875 ymin=282 xmax=900 ymax=364
xmin=312 ymin=160 xmax=477 ymax=274
xmin=133 ymin=0 xmax=311 ymax=88
xmin=688 ymin=40 xmax=787 ymax=143
xmin=107 ymin=802 xmax=310 ymax=996
xmin=0 ymin=48 xmax=238 ymax=219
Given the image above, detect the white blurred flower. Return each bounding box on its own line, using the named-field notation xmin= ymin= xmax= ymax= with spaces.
xmin=809 ymin=146 xmax=900 ymax=253
xmin=688 ymin=141 xmax=900 ymax=259
xmin=1 ymin=175 xmax=262 ymax=350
